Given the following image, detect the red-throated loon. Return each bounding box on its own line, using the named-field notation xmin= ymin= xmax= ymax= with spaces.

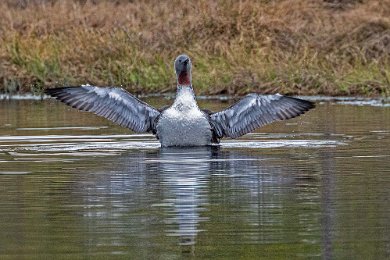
xmin=45 ymin=54 xmax=314 ymax=147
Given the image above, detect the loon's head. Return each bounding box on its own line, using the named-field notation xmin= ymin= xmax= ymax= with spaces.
xmin=174 ymin=54 xmax=192 ymax=86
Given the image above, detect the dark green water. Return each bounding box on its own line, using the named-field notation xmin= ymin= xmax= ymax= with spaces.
xmin=0 ymin=98 xmax=389 ymax=259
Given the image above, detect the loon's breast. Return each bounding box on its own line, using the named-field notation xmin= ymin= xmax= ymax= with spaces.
xmin=156 ymin=106 xmax=212 ymax=147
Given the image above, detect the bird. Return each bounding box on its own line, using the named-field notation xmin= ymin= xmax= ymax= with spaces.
xmin=45 ymin=54 xmax=314 ymax=147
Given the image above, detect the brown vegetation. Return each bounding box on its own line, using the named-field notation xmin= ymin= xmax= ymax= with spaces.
xmin=0 ymin=0 xmax=389 ymax=96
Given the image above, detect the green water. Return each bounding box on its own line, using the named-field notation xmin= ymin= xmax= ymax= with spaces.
xmin=0 ymin=98 xmax=389 ymax=259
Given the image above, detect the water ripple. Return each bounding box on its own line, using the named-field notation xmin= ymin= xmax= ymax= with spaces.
xmin=0 ymin=134 xmax=345 ymax=154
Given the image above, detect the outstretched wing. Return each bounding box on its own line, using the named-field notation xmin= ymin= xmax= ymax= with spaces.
xmin=209 ymin=94 xmax=314 ymax=138
xmin=45 ymin=85 xmax=160 ymax=133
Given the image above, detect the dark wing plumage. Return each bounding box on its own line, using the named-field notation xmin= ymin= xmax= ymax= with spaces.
xmin=45 ymin=85 xmax=160 ymax=133
xmin=209 ymin=94 xmax=314 ymax=138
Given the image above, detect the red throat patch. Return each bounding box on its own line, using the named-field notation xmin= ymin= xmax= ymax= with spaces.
xmin=178 ymin=71 xmax=190 ymax=85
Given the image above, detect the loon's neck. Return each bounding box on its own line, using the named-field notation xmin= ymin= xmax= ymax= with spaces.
xmin=173 ymin=85 xmax=197 ymax=110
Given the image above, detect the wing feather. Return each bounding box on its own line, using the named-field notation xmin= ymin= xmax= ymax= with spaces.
xmin=45 ymin=85 xmax=160 ymax=133
xmin=210 ymin=94 xmax=314 ymax=138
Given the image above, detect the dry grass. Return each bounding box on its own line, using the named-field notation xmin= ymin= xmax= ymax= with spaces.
xmin=0 ymin=0 xmax=389 ymax=96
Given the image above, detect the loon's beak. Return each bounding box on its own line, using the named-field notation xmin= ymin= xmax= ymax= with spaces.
xmin=179 ymin=59 xmax=189 ymax=73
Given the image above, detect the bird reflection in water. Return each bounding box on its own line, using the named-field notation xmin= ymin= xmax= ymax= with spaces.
xmin=158 ymin=147 xmax=214 ymax=254
xmin=74 ymin=145 xmax=322 ymax=256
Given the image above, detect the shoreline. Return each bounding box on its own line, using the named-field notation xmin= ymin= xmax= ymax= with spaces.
xmin=1 ymin=1 xmax=389 ymax=97
xmin=1 ymin=92 xmax=389 ymax=107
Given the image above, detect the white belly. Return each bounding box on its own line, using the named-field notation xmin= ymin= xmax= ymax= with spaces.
xmin=156 ymin=107 xmax=212 ymax=147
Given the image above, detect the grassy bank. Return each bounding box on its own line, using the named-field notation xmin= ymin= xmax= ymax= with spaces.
xmin=0 ymin=0 xmax=389 ymax=96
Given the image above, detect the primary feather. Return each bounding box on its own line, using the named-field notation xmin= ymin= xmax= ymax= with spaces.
xmin=210 ymin=94 xmax=314 ymax=138
xmin=45 ymin=85 xmax=160 ymax=133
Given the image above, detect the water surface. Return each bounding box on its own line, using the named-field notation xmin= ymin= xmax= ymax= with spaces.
xmin=0 ymin=98 xmax=389 ymax=259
